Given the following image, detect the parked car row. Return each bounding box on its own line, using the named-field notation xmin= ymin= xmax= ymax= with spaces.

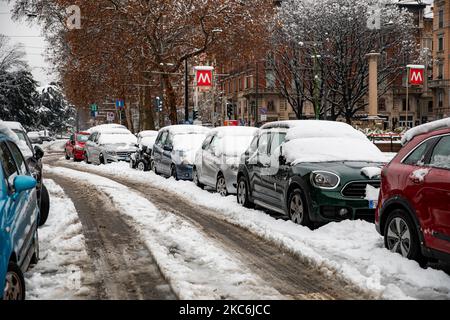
xmin=75 ymin=119 xmax=450 ymax=266
xmin=0 ymin=121 xmax=43 ymax=300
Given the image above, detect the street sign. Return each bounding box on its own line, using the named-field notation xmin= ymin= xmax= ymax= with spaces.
xmin=116 ymin=99 xmax=125 ymax=109
xmin=260 ymin=114 xmax=267 ymax=122
xmin=407 ymin=65 xmax=425 ymax=86
xmin=224 ymin=120 xmax=239 ymax=126
xmin=195 ymin=66 xmax=214 ymax=87
xmin=90 ymin=103 xmax=98 ymax=112
xmin=107 ymin=112 xmax=115 ymax=122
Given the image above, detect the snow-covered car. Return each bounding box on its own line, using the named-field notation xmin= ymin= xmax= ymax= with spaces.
xmin=152 ymin=125 xmax=210 ymax=180
xmin=193 ymin=126 xmax=259 ymax=196
xmin=38 ymin=130 xmax=55 ymax=142
xmin=236 ymin=120 xmax=388 ymax=228
xmin=84 ymin=127 xmax=138 ymax=164
xmin=0 ymin=121 xmax=50 ymax=227
xmin=27 ymin=131 xmax=43 ymax=144
xmin=130 ymin=130 xmax=159 ymax=171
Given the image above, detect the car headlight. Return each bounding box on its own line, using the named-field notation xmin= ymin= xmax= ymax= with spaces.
xmin=311 ymin=171 xmax=340 ymax=189
xmin=106 ymin=150 xmax=117 ymax=156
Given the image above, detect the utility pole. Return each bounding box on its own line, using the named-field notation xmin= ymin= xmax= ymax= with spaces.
xmin=312 ymin=54 xmax=321 ymax=120
xmin=184 ymin=58 xmax=189 ymax=123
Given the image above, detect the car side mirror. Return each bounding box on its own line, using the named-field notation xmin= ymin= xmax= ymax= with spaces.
xmin=13 ymin=176 xmax=37 ymax=200
xmin=164 ymin=145 xmax=173 ymax=152
xmin=34 ymin=145 xmax=44 ymax=160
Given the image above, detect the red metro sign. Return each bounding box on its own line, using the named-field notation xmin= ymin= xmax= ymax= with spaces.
xmin=195 ymin=66 xmax=214 ymax=87
xmin=408 ymin=65 xmax=425 ymax=86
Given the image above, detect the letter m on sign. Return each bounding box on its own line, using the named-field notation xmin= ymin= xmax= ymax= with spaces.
xmin=196 ymin=70 xmax=213 ymax=87
xmin=409 ymin=68 xmax=424 ymax=86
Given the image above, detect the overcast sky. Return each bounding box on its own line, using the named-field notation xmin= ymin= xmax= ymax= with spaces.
xmin=0 ymin=0 xmax=54 ymax=86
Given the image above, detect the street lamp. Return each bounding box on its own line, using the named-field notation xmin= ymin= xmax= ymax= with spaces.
xmin=311 ymin=54 xmax=322 ymax=120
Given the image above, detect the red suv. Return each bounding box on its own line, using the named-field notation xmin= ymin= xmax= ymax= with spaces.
xmin=65 ymin=132 xmax=90 ymax=161
xmin=376 ymin=120 xmax=450 ymax=265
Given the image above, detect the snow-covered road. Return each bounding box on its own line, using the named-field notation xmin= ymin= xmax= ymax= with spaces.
xmin=46 ymin=156 xmax=450 ymax=300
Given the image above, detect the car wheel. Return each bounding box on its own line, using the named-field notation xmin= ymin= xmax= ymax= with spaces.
xmin=193 ymin=168 xmax=204 ymax=189
xmin=288 ymin=189 xmax=311 ymax=228
xmin=3 ymin=262 xmax=25 ymax=300
xmin=384 ymin=209 xmax=427 ymax=266
xmin=149 ymin=160 xmax=154 ymax=172
xmin=65 ymin=151 xmax=70 ymax=160
xmin=84 ymin=152 xmax=91 ymax=164
xmin=38 ymin=184 xmax=50 ymax=227
xmin=170 ymin=165 xmax=178 ymax=180
xmin=237 ymin=176 xmax=254 ymax=208
xmin=137 ymin=160 xmax=147 ymax=171
xmin=99 ymin=153 xmax=105 ymax=165
xmin=216 ymin=174 xmax=228 ymax=197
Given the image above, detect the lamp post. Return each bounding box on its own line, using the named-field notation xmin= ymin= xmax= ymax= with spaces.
xmin=311 ymin=54 xmax=321 ymax=119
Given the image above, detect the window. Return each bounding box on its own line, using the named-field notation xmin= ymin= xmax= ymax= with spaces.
xmin=247 ymin=136 xmax=258 ymax=154
xmin=257 ymin=133 xmax=270 ymax=155
xmin=429 ymin=136 xmax=450 ymax=169
xmin=428 ymin=101 xmax=433 ymax=113
xmin=266 ymin=70 xmax=275 ymax=89
xmin=438 ymin=91 xmax=444 ymax=108
xmin=0 ymin=142 xmax=19 ymax=188
xmin=7 ymin=142 xmax=27 ymax=175
xmin=402 ymin=99 xmax=408 ymax=111
xmin=267 ymin=100 xmax=275 ymax=112
xmin=269 ymin=132 xmax=287 ymax=155
xmin=438 ymin=63 xmax=444 ymax=79
xmin=209 ymin=136 xmax=220 ymax=155
xmin=439 ymin=10 xmax=444 ymax=28
xmin=157 ymin=131 xmax=168 ymax=146
xmin=165 ymin=133 xmax=174 ymax=147
xmin=438 ymin=36 xmax=444 ymax=52
xmin=379 ymin=98 xmax=386 ymax=112
xmin=202 ymin=136 xmax=213 ymax=150
xmin=403 ymin=137 xmax=438 ymax=166
xmin=77 ymin=135 xmax=89 ymax=142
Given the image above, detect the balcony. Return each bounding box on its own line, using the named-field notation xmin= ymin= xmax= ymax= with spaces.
xmin=428 ymin=79 xmax=450 ymax=88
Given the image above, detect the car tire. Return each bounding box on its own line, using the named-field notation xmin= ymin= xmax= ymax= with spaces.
xmin=30 ymin=230 xmax=39 ymax=267
xmin=84 ymin=152 xmax=91 ymax=164
xmin=99 ymin=153 xmax=105 ymax=165
xmin=3 ymin=262 xmax=26 ymax=300
xmin=137 ymin=160 xmax=148 ymax=171
xmin=149 ymin=160 xmax=154 ymax=172
xmin=384 ymin=209 xmax=427 ymax=267
xmin=216 ymin=174 xmax=228 ymax=197
xmin=65 ymin=151 xmax=70 ymax=160
xmin=288 ymin=189 xmax=311 ymax=228
xmin=170 ymin=165 xmax=178 ymax=180
xmin=193 ymin=168 xmax=204 ymax=189
xmin=38 ymin=184 xmax=50 ymax=227
xmin=237 ymin=176 xmax=254 ymax=208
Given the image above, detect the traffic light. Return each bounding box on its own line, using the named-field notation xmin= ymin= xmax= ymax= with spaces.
xmin=154 ymin=97 xmax=163 ymax=112
xmin=226 ymin=103 xmax=233 ymax=119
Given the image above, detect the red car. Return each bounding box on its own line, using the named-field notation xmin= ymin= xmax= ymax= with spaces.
xmin=65 ymin=132 xmax=90 ymax=161
xmin=376 ymin=119 xmax=450 ymax=265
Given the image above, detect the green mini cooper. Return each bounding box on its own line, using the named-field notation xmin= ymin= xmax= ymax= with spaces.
xmin=236 ymin=120 xmax=388 ymax=228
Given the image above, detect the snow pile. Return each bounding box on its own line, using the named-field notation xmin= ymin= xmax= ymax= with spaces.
xmin=361 ymin=167 xmax=382 ymax=179
xmin=140 ymin=136 xmax=158 ymax=148
xmin=209 ymin=127 xmax=258 ymax=157
xmin=172 ymin=133 xmax=208 ymax=165
xmin=282 ymin=137 xmax=388 ymax=164
xmin=26 ymin=179 xmax=90 ymax=300
xmin=285 ymin=121 xmax=368 ymax=141
xmin=164 ymin=124 xmax=210 ymax=135
xmin=411 ymin=168 xmax=430 ymax=182
xmin=65 ymin=161 xmax=450 ymax=300
xmin=364 ymin=185 xmax=380 ymax=202
xmin=46 ymin=166 xmax=283 ymax=300
xmin=42 ymin=140 xmax=66 ymax=153
xmin=402 ymin=118 xmax=450 ymax=145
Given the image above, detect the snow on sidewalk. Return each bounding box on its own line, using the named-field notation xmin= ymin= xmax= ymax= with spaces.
xmin=62 ymin=161 xmax=450 ymax=300
xmin=46 ymin=166 xmax=284 ymax=300
xmin=26 ymin=179 xmax=90 ymax=300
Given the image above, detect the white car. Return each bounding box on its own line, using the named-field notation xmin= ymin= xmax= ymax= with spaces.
xmin=193 ymin=126 xmax=259 ymax=196
xmin=84 ymin=127 xmax=137 ymax=164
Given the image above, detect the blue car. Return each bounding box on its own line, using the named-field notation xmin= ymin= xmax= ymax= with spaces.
xmin=0 ymin=134 xmax=40 ymax=300
xmin=152 ymin=125 xmax=210 ymax=180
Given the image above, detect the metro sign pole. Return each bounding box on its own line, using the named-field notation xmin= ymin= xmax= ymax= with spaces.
xmin=193 ymin=66 xmax=214 ymax=122
xmin=406 ymin=64 xmax=425 ymax=129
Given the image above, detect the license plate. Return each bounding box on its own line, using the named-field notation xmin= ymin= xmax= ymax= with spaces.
xmin=368 ymin=200 xmax=378 ymax=209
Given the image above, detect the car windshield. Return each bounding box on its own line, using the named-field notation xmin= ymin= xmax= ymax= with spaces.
xmin=99 ymin=133 xmax=137 ymax=145
xmin=12 ymin=130 xmax=27 ymax=142
xmin=77 ymin=135 xmax=89 ymax=142
xmin=218 ymin=135 xmax=255 ymax=157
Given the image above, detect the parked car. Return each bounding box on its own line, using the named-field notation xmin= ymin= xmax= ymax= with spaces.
xmin=236 ymin=120 xmax=388 ymax=228
xmin=193 ymin=126 xmax=259 ymax=196
xmin=27 ymin=132 xmax=43 ymax=145
xmin=38 ymin=130 xmax=55 ymax=142
xmin=84 ymin=127 xmax=137 ymax=164
xmin=64 ymin=132 xmax=90 ymax=161
xmin=152 ymin=125 xmax=210 ymax=180
xmin=130 ymin=130 xmax=158 ymax=171
xmin=0 ymin=133 xmax=40 ymax=300
xmin=375 ymin=118 xmax=450 ymax=265
xmin=0 ymin=121 xmax=49 ymax=227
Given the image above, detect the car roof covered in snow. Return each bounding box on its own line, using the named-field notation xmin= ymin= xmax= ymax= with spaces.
xmin=138 ymin=130 xmax=159 ymax=137
xmin=207 ymin=126 xmax=259 ymax=138
xmin=401 ymin=118 xmax=450 ymax=145
xmin=1 ymin=121 xmax=27 ymax=132
xmin=87 ymin=124 xmax=128 ymax=134
xmin=160 ymin=125 xmax=210 ymax=135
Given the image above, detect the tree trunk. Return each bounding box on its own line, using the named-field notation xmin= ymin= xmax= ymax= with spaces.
xmin=162 ymin=74 xmax=178 ymax=125
xmin=141 ymin=86 xmax=156 ymax=130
